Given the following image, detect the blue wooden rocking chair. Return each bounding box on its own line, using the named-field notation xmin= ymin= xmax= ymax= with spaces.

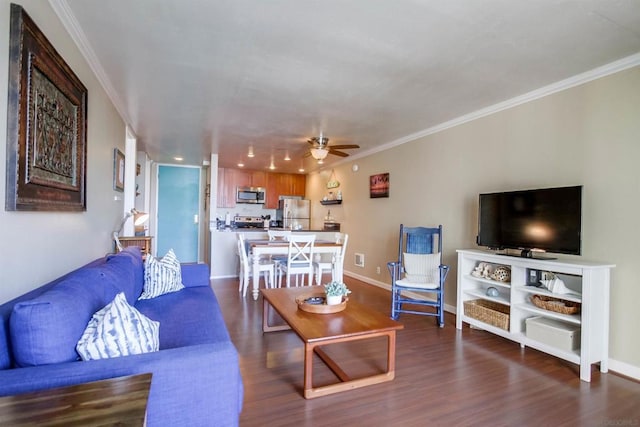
xmin=387 ymin=224 xmax=449 ymax=327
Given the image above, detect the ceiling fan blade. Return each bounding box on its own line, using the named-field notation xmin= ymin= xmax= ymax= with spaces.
xmin=329 ymin=144 xmax=360 ymax=150
xmin=303 ymin=151 xmax=312 ymax=157
xmin=328 ymin=150 xmax=349 ymax=157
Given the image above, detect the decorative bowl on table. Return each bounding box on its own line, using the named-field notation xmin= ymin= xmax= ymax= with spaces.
xmin=296 ymin=293 xmax=348 ymax=314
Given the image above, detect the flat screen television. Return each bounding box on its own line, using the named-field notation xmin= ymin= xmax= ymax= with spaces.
xmin=477 ymin=186 xmax=582 ymax=257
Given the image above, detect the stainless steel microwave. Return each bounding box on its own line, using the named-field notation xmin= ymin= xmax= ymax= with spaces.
xmin=236 ymin=186 xmax=266 ymax=204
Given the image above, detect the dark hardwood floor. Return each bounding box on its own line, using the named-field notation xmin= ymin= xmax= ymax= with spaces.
xmin=212 ymin=276 xmax=640 ymax=427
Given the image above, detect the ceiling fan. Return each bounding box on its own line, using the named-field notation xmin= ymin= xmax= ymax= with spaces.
xmin=305 ymin=135 xmax=360 ymax=161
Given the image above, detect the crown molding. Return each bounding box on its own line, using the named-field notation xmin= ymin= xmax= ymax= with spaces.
xmin=45 ymin=0 xmax=640 ymax=161
xmin=357 ymin=51 xmax=640 ymax=158
xmin=48 ymin=0 xmax=133 ymax=128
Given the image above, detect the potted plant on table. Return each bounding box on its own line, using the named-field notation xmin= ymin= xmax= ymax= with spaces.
xmin=324 ymin=281 xmax=351 ymax=305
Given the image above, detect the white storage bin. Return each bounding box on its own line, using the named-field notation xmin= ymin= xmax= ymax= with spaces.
xmin=525 ymin=316 xmax=581 ymax=352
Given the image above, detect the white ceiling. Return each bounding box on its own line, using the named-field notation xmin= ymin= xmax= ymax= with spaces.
xmin=56 ymin=0 xmax=640 ymax=174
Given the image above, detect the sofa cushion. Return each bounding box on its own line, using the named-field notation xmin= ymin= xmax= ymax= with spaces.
xmin=10 ymin=268 xmax=112 ymax=367
xmin=107 ymin=246 xmax=144 ymax=299
xmin=76 ymin=292 xmax=159 ymax=360
xmin=136 ymin=286 xmax=230 ymax=349
xmin=99 ymin=253 xmax=138 ymax=304
xmin=139 ymin=249 xmax=184 ymax=300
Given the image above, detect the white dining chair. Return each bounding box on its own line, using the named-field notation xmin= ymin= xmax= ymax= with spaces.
xmin=267 ymin=229 xmax=291 ymax=241
xmin=237 ymin=234 xmax=275 ymax=297
xmin=277 ymin=234 xmax=316 ymax=288
xmin=314 ymin=233 xmax=348 ymax=285
xmin=267 ymin=229 xmax=291 ymax=284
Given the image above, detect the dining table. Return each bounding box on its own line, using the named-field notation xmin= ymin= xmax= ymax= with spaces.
xmin=246 ymin=239 xmax=344 ymax=300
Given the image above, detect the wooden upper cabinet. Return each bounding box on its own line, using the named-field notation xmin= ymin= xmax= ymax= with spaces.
xmin=217 ymin=168 xmax=247 ymax=208
xmin=264 ymin=173 xmax=281 ymax=209
xmin=291 ymin=174 xmax=306 ymax=197
xmin=231 ymin=169 xmax=252 ymax=188
xmin=218 ymin=168 xmax=305 ymax=209
xmin=251 ymin=171 xmax=267 ymax=188
xmin=264 ymin=173 xmax=306 ymax=208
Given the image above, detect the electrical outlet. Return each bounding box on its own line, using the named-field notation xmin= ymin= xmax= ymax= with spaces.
xmin=376 ymin=266 xmax=381 ymax=274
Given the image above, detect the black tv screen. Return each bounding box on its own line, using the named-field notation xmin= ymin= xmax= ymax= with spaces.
xmin=477 ymin=186 xmax=582 ymax=256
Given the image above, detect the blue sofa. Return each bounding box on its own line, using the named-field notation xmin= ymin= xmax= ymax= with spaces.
xmin=0 ymin=247 xmax=243 ymax=426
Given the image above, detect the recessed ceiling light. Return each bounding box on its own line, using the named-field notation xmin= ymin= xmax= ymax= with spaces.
xmin=298 ymin=167 xmax=305 ymax=173
xmin=284 ymin=152 xmax=291 ymax=161
xmin=269 ymin=164 xmax=276 ymax=170
xmin=174 ymin=156 xmax=183 ymax=161
xmin=237 ymin=162 xmax=244 ymax=167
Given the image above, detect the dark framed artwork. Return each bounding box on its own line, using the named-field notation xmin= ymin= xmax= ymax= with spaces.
xmin=370 ymin=173 xmax=389 ymax=198
xmin=113 ymin=149 xmax=125 ymax=192
xmin=5 ymin=4 xmax=87 ymax=211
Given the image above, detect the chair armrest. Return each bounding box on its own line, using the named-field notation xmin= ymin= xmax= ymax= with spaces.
xmin=387 ymin=261 xmax=402 ymax=283
xmin=180 ymin=263 xmax=210 ymax=288
xmin=439 ymin=264 xmax=450 ymax=283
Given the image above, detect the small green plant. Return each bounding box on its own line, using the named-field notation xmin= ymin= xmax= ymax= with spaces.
xmin=324 ymin=281 xmax=351 ymax=297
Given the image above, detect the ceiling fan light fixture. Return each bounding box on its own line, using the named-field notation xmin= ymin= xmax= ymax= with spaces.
xmin=310 ymin=147 xmax=329 ymax=160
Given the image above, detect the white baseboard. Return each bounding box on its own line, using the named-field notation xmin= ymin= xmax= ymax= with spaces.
xmin=344 ymin=270 xmax=640 ymax=381
xmin=608 ymin=358 xmax=640 ymax=382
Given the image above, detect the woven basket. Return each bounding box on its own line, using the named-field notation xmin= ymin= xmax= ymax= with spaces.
xmin=530 ymin=295 xmax=581 ymax=315
xmin=463 ymin=299 xmax=510 ymax=330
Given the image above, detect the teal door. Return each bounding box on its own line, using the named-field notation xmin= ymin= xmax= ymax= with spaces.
xmin=157 ymin=165 xmax=200 ymax=262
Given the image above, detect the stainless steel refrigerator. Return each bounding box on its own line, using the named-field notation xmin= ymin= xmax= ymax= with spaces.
xmin=276 ymin=199 xmax=310 ymax=230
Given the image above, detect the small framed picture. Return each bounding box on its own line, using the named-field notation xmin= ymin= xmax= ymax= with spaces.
xmin=113 ymin=148 xmax=125 ymax=191
xmin=370 ymin=173 xmax=389 ymax=198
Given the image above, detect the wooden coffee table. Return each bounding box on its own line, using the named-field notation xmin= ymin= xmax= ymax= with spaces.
xmin=261 ymin=287 xmax=403 ymax=399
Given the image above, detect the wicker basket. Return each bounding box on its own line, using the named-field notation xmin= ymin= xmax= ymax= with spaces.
xmin=463 ymin=299 xmax=510 ymax=330
xmin=530 ymin=295 xmax=581 ymax=315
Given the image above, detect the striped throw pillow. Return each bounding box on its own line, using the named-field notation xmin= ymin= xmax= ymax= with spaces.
xmin=139 ymin=249 xmax=184 ymax=300
xmin=76 ymin=292 xmax=159 ymax=360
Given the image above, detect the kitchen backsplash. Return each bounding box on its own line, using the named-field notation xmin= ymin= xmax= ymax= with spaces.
xmin=215 ymin=204 xmax=276 ymax=222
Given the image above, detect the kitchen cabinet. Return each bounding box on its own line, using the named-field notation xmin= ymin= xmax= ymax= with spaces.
xmin=251 ymin=171 xmax=266 ymax=187
xmin=264 ymin=173 xmax=306 ymax=209
xmin=216 ymin=168 xmax=271 ymax=208
xmin=291 ymin=174 xmax=306 ymax=197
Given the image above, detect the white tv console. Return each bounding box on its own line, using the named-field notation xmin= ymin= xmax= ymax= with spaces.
xmin=456 ymin=249 xmax=614 ymax=382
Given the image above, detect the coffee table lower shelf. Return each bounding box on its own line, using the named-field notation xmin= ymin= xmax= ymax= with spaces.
xmin=261 ymin=287 xmax=403 ymax=399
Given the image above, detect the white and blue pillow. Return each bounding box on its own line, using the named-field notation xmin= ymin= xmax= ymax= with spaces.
xmin=76 ymin=292 xmax=159 ymax=361
xmin=139 ymin=249 xmax=184 ymax=300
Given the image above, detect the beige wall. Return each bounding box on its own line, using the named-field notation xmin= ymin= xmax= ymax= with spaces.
xmin=307 ymin=66 xmax=640 ymax=374
xmin=0 ymin=1 xmax=126 ymax=302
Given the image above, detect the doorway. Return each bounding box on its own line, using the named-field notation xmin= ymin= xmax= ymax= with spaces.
xmin=156 ymin=165 xmax=201 ymax=262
